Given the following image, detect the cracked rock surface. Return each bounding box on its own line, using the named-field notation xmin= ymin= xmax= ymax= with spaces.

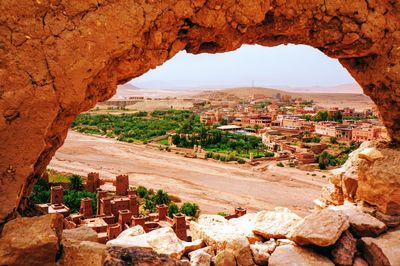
xmin=0 ymin=0 xmax=399 ymax=223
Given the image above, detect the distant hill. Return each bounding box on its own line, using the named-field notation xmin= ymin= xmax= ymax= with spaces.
xmin=280 ymin=83 xmax=363 ymax=94
xmin=195 ymin=86 xmax=374 ymax=111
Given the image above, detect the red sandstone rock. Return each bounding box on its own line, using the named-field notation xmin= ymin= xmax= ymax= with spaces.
xmin=358 ymin=229 xmax=400 ymax=266
xmin=329 ymin=204 xmax=387 ymax=237
xmin=268 ymin=245 xmax=334 ymax=266
xmin=1 ymin=0 xmax=400 ymax=225
xmin=104 ymin=246 xmax=183 ymax=265
xmin=288 ymin=209 xmax=349 ymax=247
xmin=330 ymin=230 xmax=357 ymax=266
xmin=0 ymin=214 xmax=63 ymax=266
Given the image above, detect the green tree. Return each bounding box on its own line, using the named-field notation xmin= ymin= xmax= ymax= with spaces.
xmin=137 ymin=186 xmax=148 ymax=198
xmin=63 ymin=190 xmax=97 ymax=213
xmin=144 ymin=198 xmax=156 ymax=212
xmin=314 ymin=111 xmax=328 ymax=121
xmin=332 ymin=111 xmax=343 ymax=122
xmin=180 ymin=202 xmax=199 ymax=217
xmin=30 ymin=179 xmax=51 ymax=204
xmin=152 ymin=189 xmax=171 ymax=205
xmin=69 ymin=175 xmax=84 ymax=191
xmin=168 ymin=203 xmax=179 ymax=218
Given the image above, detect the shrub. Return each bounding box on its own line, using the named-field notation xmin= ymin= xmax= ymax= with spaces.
xmin=217 ymin=212 xmax=228 ymax=217
xmin=30 ymin=179 xmax=51 ymax=204
xmin=137 ymin=186 xmax=148 ymax=198
xmin=276 ymin=162 xmax=284 ymax=167
xmin=237 ymin=158 xmax=246 ymax=164
xmin=64 ymin=190 xmax=97 ymax=213
xmin=143 ymin=198 xmax=156 ymax=212
xmin=69 ymin=175 xmax=84 ymax=191
xmin=168 ymin=203 xmax=179 ymax=218
xmin=180 ymin=202 xmax=199 ymax=217
xmin=152 ymin=189 xmax=171 ymax=205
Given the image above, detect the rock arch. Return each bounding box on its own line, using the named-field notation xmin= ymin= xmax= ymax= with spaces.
xmin=0 ymin=0 xmax=399 ymax=223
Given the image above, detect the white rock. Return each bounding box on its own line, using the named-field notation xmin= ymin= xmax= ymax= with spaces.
xmin=253 ymin=207 xmax=301 ymax=239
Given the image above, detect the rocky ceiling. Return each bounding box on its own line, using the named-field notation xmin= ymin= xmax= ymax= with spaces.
xmin=0 ymin=0 xmax=399 ymax=223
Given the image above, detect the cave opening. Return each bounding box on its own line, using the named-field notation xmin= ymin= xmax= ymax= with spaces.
xmin=46 ymin=44 xmax=382 ymax=217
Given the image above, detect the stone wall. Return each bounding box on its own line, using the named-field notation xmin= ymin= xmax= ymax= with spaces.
xmin=1 ymin=0 xmax=399 ymax=223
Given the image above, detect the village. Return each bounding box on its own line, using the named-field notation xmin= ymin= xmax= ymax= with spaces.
xmin=94 ymin=90 xmax=387 ymax=170
xmin=193 ymin=92 xmax=387 ymax=167
xmin=34 ymin=172 xmax=246 ymax=245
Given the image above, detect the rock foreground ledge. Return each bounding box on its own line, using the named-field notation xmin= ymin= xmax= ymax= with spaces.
xmin=0 ymin=202 xmax=399 ymax=266
xmin=1 ymin=0 xmax=400 ymax=224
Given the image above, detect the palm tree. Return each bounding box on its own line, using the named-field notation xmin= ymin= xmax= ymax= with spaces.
xmin=69 ymin=175 xmax=84 ymax=191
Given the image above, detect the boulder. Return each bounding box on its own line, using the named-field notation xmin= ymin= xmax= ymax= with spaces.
xmin=342 ymin=174 xmax=358 ymax=201
xmin=329 ymin=204 xmax=387 ymax=237
xmin=104 ymin=246 xmax=184 ymax=265
xmin=189 ymin=247 xmax=212 ymax=266
xmin=268 ymin=245 xmax=334 ymax=266
xmin=116 ymin=225 xmax=145 ymax=238
xmin=355 ymin=143 xmax=400 ymax=215
xmin=212 ymin=250 xmax=236 ymax=266
xmin=229 ymin=212 xmax=262 ymax=243
xmin=250 ymin=242 xmax=272 ymax=266
xmin=60 ymin=226 xmax=107 ymax=265
xmin=183 ymin=239 xmax=205 ymax=254
xmin=0 ymin=214 xmax=63 ymax=266
xmin=276 ymin=239 xmax=296 ymax=246
xmin=358 ymin=147 xmax=384 ymax=162
xmin=288 ymin=209 xmax=349 ymax=247
xmin=358 ymin=229 xmax=400 ymax=266
xmin=321 ymin=184 xmax=344 ymax=205
xmin=61 ymin=240 xmax=107 ymax=266
xmin=190 ymin=215 xmax=254 ymax=265
xmin=225 ymin=237 xmax=255 ymax=266
xmin=252 ymin=207 xmax=301 ymax=239
xmin=375 ymin=211 xmax=400 ymax=228
xmin=63 ymin=226 xmax=98 ymax=242
xmin=330 ymin=231 xmax=357 ymax=266
xmin=107 ymin=227 xmax=187 ymax=259
xmin=352 ymin=256 xmax=369 ymax=266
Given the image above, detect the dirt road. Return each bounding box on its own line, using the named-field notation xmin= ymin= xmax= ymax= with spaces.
xmin=49 ymin=131 xmax=328 ymax=216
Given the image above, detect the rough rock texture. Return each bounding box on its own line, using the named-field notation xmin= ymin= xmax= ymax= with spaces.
xmin=329 ymin=204 xmax=387 ymax=237
xmin=212 ymin=250 xmax=236 ymax=266
xmin=356 ymin=143 xmax=400 ymax=215
xmin=330 ymin=230 xmax=357 ymax=266
xmin=104 ymin=246 xmax=183 ymax=265
xmin=1 ymin=0 xmax=400 ymax=224
xmin=288 ymin=208 xmax=349 ymax=247
xmin=188 ymin=247 xmax=212 ymax=266
xmin=60 ymin=226 xmax=107 ymax=266
xmin=268 ymin=245 xmax=334 ymax=266
xmin=61 ymin=240 xmax=107 ymax=266
xmin=116 ymin=225 xmax=145 ymax=238
xmin=358 ymin=229 xmax=400 ymax=266
xmin=0 ymin=214 xmax=63 ymax=266
xmin=190 ymin=214 xmax=255 ymax=265
xmin=250 ymin=242 xmax=271 ymax=266
xmin=252 ymin=207 xmax=301 ymax=239
xmin=107 ymin=227 xmax=201 ymax=259
xmin=330 ymin=142 xmax=400 ymax=215
xmin=62 ymin=225 xmax=99 ymax=242
xmin=352 ymin=256 xmax=369 ymax=266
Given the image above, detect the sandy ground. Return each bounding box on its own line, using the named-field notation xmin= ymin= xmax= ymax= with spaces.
xmin=49 ymin=131 xmax=329 ymax=216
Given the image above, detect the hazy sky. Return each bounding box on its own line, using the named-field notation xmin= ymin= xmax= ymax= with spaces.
xmin=130 ymin=44 xmax=357 ymax=89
